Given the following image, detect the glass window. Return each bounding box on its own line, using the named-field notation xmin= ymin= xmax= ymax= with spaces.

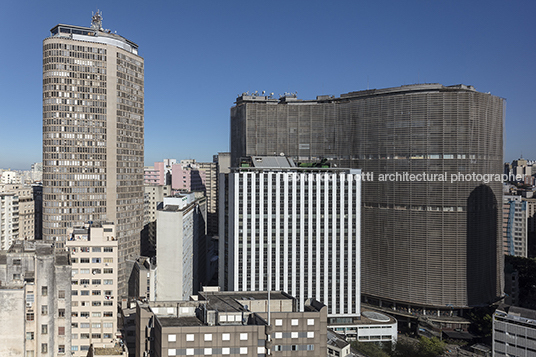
xmin=291 ymin=319 xmax=299 ymax=326
xmin=240 ymin=333 xmax=248 ymax=341
xmin=168 ymin=334 xmax=176 ymax=342
xmin=204 ymin=333 xmax=212 ymax=341
xmin=186 ymin=334 xmax=194 ymax=341
xmin=42 ymin=286 xmax=48 ymax=296
xmin=26 ymin=332 xmax=34 ymax=340
xmin=222 ymin=333 xmax=230 ymax=341
xmin=42 ymin=325 xmax=48 ymax=334
xmin=41 ymin=305 xmax=48 ymax=315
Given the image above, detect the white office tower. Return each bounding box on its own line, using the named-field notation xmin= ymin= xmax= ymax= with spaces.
xmin=220 ymin=156 xmax=361 ymax=317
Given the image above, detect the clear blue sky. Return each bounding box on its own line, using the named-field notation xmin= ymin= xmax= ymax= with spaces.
xmin=1 ymin=0 xmax=534 ymax=170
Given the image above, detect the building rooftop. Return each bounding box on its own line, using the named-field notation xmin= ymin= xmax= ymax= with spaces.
xmin=198 ymin=291 xmax=294 ymax=312
xmin=327 ymin=329 xmax=350 ymax=350
xmin=235 ymin=84 xmax=487 ymax=105
xmin=48 ymin=12 xmax=138 ymax=54
xmin=497 ymin=304 xmax=536 ymax=321
xmin=92 ymin=344 xmax=125 ymax=356
xmin=159 ymin=316 xmax=205 ymax=327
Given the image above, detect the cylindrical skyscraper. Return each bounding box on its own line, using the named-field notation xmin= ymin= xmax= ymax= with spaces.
xmin=42 ymin=12 xmax=144 ymax=296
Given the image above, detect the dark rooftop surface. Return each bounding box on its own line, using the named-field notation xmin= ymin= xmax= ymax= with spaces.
xmin=504 ymin=305 xmax=536 ymax=320
xmin=199 ymin=291 xmax=292 ymax=312
xmin=327 ymin=329 xmax=350 ymax=349
xmin=159 ymin=316 xmax=204 ymax=327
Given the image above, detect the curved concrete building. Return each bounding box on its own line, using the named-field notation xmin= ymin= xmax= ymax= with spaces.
xmin=42 ymin=12 xmax=144 ymax=295
xmin=230 ymin=84 xmax=504 ymax=310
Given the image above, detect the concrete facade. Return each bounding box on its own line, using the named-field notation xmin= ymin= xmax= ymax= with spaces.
xmin=503 ymin=195 xmax=528 ymax=257
xmin=136 ymin=290 xmax=328 ymax=357
xmin=66 ymin=222 xmax=119 ymax=356
xmin=42 ymin=12 xmax=144 ymax=296
xmin=230 ymin=84 xmax=504 ymax=310
xmin=0 ymin=240 xmax=71 ymax=357
xmin=0 ymin=191 xmax=19 ymax=250
xmin=1 ymin=184 xmax=36 ymax=240
xmin=156 ymin=194 xmax=207 ymax=301
xmin=493 ymin=304 xmax=536 ymax=356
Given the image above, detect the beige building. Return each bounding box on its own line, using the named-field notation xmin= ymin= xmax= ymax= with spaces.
xmin=0 ymin=190 xmax=19 ymax=250
xmin=42 ymin=11 xmax=144 ymax=296
xmin=66 ymin=222 xmax=119 ymax=356
xmin=136 ymin=289 xmax=328 ymax=357
xmin=0 ymin=240 xmax=71 ymax=357
xmin=1 ymin=184 xmax=36 ymax=240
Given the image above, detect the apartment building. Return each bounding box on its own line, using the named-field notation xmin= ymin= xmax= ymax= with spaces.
xmin=66 ymin=222 xmax=119 ymax=356
xmin=1 ymin=184 xmax=36 ymax=240
xmin=42 ymin=11 xmax=144 ymax=295
xmin=503 ymin=195 xmax=528 ymax=257
xmin=0 ymin=240 xmax=71 ymax=357
xmin=0 ymin=190 xmax=19 ymax=249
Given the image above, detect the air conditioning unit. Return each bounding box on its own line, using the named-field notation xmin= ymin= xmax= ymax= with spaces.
xmin=26 ymin=302 xmax=33 ymax=308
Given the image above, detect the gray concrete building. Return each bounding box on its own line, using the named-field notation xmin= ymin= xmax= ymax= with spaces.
xmin=156 ymin=194 xmax=206 ymax=300
xmin=230 ymin=84 xmax=504 ymax=311
xmin=0 ymin=240 xmax=71 ymax=357
xmin=136 ymin=289 xmax=328 ymax=357
xmin=42 ymin=11 xmax=144 ymax=296
xmin=493 ymin=304 xmax=536 ymax=356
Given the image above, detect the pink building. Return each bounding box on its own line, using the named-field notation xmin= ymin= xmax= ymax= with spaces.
xmin=171 ymin=163 xmax=206 ymax=192
xmin=144 ymin=162 xmax=166 ymax=185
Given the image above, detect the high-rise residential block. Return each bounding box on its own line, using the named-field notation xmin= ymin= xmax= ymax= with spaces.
xmin=42 ymin=12 xmax=144 ymax=295
xmin=0 ymin=240 xmax=71 ymax=357
xmin=66 ymin=222 xmax=119 ymax=356
xmin=230 ymin=84 xmax=504 ymax=311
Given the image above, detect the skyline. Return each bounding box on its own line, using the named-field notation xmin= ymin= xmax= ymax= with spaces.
xmin=1 ymin=0 xmax=535 ymax=169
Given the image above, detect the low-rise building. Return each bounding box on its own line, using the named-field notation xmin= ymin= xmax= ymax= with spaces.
xmin=493 ymin=304 xmax=536 ymax=356
xmin=136 ymin=289 xmax=328 ymax=357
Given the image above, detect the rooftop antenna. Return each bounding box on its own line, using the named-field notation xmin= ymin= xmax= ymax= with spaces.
xmin=91 ymin=10 xmax=103 ymax=31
